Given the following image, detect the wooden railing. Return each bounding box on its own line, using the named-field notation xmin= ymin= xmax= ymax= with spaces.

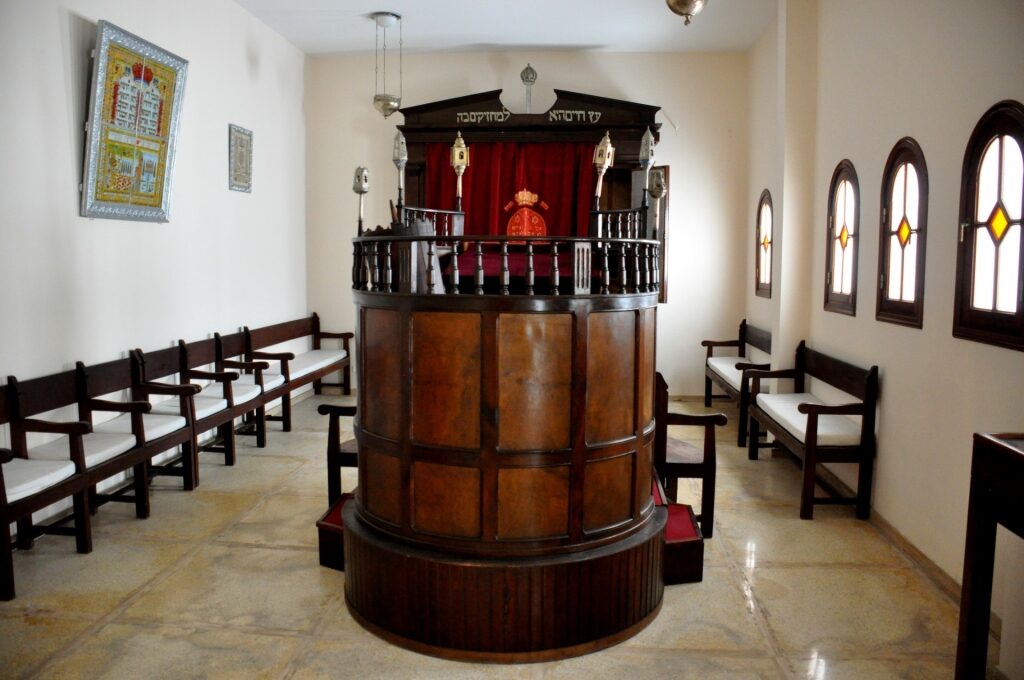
xmin=352 ymin=234 xmax=660 ymax=297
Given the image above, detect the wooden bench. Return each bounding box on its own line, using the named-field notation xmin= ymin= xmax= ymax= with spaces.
xmin=701 ymin=319 xmax=772 ymax=447
xmin=210 ymin=331 xmax=273 ymax=448
xmin=1 ymin=377 xmax=93 ymax=599
xmin=244 ymin=314 xmax=352 ymax=433
xmin=747 ymin=341 xmax=879 ymax=520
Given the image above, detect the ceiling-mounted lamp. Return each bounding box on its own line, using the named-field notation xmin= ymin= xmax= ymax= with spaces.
xmin=666 ymin=0 xmax=708 ymax=26
xmin=370 ymin=11 xmax=402 ymax=117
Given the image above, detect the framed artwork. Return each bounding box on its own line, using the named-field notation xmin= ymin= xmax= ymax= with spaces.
xmin=228 ymin=124 xmax=253 ymax=192
xmin=81 ymin=20 xmax=188 ymax=222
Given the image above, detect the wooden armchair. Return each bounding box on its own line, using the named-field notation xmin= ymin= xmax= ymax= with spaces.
xmin=654 ymin=372 xmax=727 ymax=538
xmin=212 ymin=331 xmax=272 ymax=448
xmin=2 ymin=379 xmax=94 ymax=600
xmin=316 ymin=403 xmax=358 ymax=571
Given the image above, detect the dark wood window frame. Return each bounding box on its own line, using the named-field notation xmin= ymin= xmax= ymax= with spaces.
xmin=876 ymin=137 xmax=928 ymax=328
xmin=953 ymin=100 xmax=1024 ymax=352
xmin=755 ymin=189 xmax=773 ymax=299
xmin=825 ymin=160 xmax=860 ymax=315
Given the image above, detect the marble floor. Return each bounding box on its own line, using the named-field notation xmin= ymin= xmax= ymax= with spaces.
xmin=1 ymin=394 xmax=969 ymax=679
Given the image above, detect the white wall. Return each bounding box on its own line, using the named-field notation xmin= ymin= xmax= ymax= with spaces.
xmin=306 ymin=50 xmax=750 ymax=393
xmin=792 ymin=0 xmax=1024 ymax=670
xmin=0 ymin=0 xmax=308 ymax=393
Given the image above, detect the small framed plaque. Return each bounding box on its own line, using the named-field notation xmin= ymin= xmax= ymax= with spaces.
xmin=228 ymin=124 xmax=253 ymax=192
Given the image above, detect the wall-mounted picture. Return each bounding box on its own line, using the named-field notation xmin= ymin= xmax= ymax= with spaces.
xmin=229 ymin=124 xmax=253 ymax=192
xmin=81 ymin=20 xmax=188 ymax=222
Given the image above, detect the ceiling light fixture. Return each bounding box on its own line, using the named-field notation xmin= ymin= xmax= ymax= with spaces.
xmin=370 ymin=11 xmax=402 ymax=117
xmin=666 ymin=0 xmax=708 ymax=26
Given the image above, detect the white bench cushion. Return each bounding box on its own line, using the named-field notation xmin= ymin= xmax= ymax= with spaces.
xmin=200 ymin=381 xmax=263 ymax=404
xmin=235 ymin=372 xmax=286 ymax=391
xmin=29 ymin=432 xmax=136 ymax=468
xmin=151 ymin=395 xmax=228 ymax=420
xmin=755 ymin=392 xmax=863 ymax=446
xmin=288 ymin=349 xmax=347 ymax=380
xmin=94 ymin=413 xmax=187 ymax=442
xmin=4 ymin=458 xmax=76 ymax=503
xmin=706 ymin=356 xmax=745 ymax=391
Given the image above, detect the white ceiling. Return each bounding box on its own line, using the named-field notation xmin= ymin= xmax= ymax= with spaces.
xmin=235 ymin=0 xmax=778 ymax=55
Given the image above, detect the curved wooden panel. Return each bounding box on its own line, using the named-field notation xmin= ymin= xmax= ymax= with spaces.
xmin=411 ymin=312 xmax=481 ymax=449
xmin=363 ymin=308 xmax=402 ymax=440
xmin=497 ymin=313 xmax=572 ymax=450
xmin=585 ymin=311 xmax=635 ymax=445
xmin=583 ymin=452 xmax=634 ymax=532
xmin=496 ymin=465 xmax=570 ymax=540
xmin=639 ymin=307 xmax=656 ymax=426
xmin=413 ymin=461 xmax=481 ymax=538
xmin=364 ymin=448 xmax=401 ymax=525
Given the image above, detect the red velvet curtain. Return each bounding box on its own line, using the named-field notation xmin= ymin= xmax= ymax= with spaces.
xmin=425 ymin=142 xmax=596 ymax=236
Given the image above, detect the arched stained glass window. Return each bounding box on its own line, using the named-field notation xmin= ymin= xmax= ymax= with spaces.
xmin=755 ymin=189 xmax=772 ymax=298
xmin=825 ymin=160 xmax=859 ymax=315
xmin=954 ymin=101 xmax=1024 ymax=351
xmin=877 ymin=138 xmax=928 ymax=328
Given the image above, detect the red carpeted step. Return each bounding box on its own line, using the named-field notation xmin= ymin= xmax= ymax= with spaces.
xmin=317 ymin=492 xmax=354 ymax=571
xmin=653 ymin=478 xmax=704 ymax=584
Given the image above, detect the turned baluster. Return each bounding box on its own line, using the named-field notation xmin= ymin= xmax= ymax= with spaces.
xmin=618 ymin=242 xmax=628 ymax=293
xmin=450 ymin=240 xmax=461 ymax=294
xmin=352 ymin=242 xmax=362 ymax=290
xmin=632 ymin=242 xmax=641 ymax=293
xmin=526 ymin=242 xmax=535 ymax=296
xmin=369 ymin=242 xmax=379 ymax=292
xmin=475 ymin=241 xmax=484 ymax=295
xmin=652 ymin=244 xmax=660 ymax=291
xmin=427 ymin=239 xmax=436 ymax=294
xmin=549 ymin=241 xmax=560 ymax=295
xmin=638 ymin=242 xmax=647 ymax=292
xmin=383 ymin=242 xmax=393 ymax=292
xmin=500 ymin=242 xmax=510 ymax=295
xmin=600 ymin=242 xmax=611 ymax=295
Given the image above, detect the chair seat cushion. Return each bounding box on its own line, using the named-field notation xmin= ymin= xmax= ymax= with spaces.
xmin=94 ymin=413 xmax=187 ymax=442
xmin=665 ymin=437 xmax=705 ymax=465
xmin=707 ymin=356 xmax=744 ymax=391
xmin=29 ymin=432 xmax=136 ymax=469
xmin=288 ymin=349 xmax=347 ymax=380
xmin=200 ymin=381 xmax=263 ymax=405
xmin=151 ymin=395 xmax=228 ymax=420
xmin=755 ymin=392 xmax=862 ymax=446
xmin=236 ymin=372 xmax=286 ymax=391
xmin=4 ymin=458 xmax=77 ymax=503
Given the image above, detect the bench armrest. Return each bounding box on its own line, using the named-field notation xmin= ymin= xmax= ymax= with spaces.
xmin=319 ymin=331 xmax=354 ymax=340
xmin=222 ymin=359 xmax=269 ymax=372
xmin=87 ymin=398 xmax=153 ymax=414
xmin=747 ymin=367 xmax=798 ymax=397
xmin=664 ymin=412 xmax=728 ymax=428
xmin=317 ymin=404 xmax=357 ymax=418
xmin=735 ymin=361 xmax=770 ymax=371
xmin=252 ymin=351 xmax=295 ymax=361
xmin=700 ymin=338 xmax=739 ymax=359
xmin=21 ymin=419 xmax=92 ymax=436
xmin=798 ymin=401 xmax=866 ymax=416
xmin=0 ymin=448 xmax=12 ymax=464
xmin=186 ymin=369 xmax=238 ymax=383
xmin=139 ymin=382 xmax=202 ymax=396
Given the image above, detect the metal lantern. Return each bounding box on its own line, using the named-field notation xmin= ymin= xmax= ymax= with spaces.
xmin=592 ymin=132 xmax=615 ymax=208
xmin=353 ymin=166 xmax=370 ymax=234
xmin=451 ymin=131 xmax=470 ymax=210
xmin=649 ymin=168 xmax=666 ymax=241
xmin=666 ymin=0 xmax=708 ymax=25
xmin=393 ymin=131 xmax=408 ymax=208
xmin=638 ymin=127 xmax=656 ymax=207
xmin=371 ymin=12 xmax=402 ymax=117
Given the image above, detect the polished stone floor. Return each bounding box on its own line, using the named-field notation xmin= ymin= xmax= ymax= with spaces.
xmin=1 ymin=394 xmax=966 ymax=679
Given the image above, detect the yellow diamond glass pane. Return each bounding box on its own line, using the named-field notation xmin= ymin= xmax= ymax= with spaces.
xmin=839 ymin=225 xmax=850 ymax=250
xmin=989 ymin=204 xmax=1009 ymax=243
xmin=897 ymin=218 xmax=912 ymax=247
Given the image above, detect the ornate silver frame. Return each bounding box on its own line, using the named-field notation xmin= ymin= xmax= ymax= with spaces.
xmin=228 ymin=124 xmax=253 ymax=193
xmin=81 ymin=20 xmax=188 ymax=222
